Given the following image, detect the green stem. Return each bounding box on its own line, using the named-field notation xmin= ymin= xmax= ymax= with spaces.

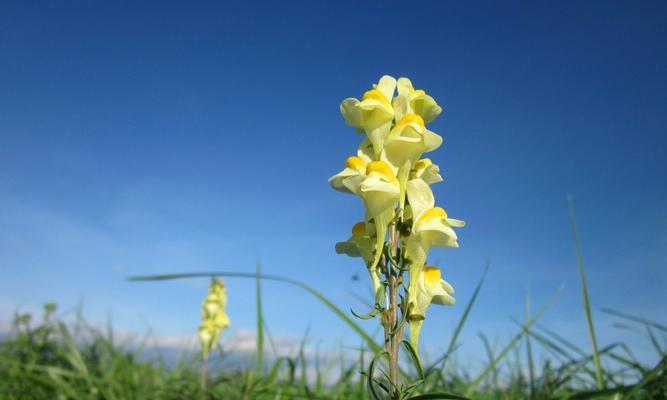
xmin=200 ymin=352 xmax=208 ymax=391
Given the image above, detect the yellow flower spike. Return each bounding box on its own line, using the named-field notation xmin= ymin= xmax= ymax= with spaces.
xmin=340 ymin=76 xmax=397 ymax=158
xmin=359 ymin=161 xmax=400 ymax=269
xmin=198 ymin=278 xmax=230 ymax=360
xmin=408 ymin=266 xmax=455 ymax=353
xmin=328 ymin=156 xmax=369 ymax=194
xmin=394 ymin=77 xmax=443 ymax=124
xmin=332 ymin=76 xmax=463 ymax=373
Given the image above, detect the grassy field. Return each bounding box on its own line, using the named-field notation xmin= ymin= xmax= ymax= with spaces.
xmin=1 ymin=276 xmax=665 ymax=399
xmin=1 ymin=213 xmax=666 ymax=399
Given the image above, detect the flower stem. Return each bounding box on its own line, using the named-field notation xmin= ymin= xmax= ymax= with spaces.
xmin=200 ymin=353 xmax=208 ymax=391
xmin=388 ymin=275 xmax=400 ymax=399
xmin=386 ymin=221 xmax=403 ymax=400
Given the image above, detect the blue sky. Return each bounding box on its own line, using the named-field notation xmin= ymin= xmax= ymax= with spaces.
xmin=1 ymin=1 xmax=666 ymax=366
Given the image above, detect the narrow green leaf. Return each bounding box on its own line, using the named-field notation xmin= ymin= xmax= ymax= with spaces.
xmin=128 ymin=271 xmax=383 ymax=354
xmin=465 ymin=284 xmax=563 ymax=397
xmin=601 ymin=307 xmax=667 ymax=333
xmin=624 ymin=356 xmax=667 ymax=398
xmin=266 ymin=357 xmax=296 ymax=384
xmin=351 ymin=306 xmax=381 ymax=320
xmin=427 ymin=261 xmax=490 ymax=373
xmin=256 ymin=260 xmax=264 ymax=376
xmin=478 ymin=333 xmax=498 ymax=389
xmin=367 ymin=351 xmax=389 ymax=400
xmin=525 ymin=289 xmax=535 ymax=399
xmin=402 ymin=340 xmax=425 ymax=382
xmin=568 ymin=195 xmax=604 ymax=390
xmin=407 ymin=392 xmax=470 ymax=400
xmin=298 ymin=326 xmax=309 ymax=388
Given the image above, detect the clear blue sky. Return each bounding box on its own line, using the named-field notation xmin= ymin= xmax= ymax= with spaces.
xmin=1 ymin=1 xmax=665 ymax=366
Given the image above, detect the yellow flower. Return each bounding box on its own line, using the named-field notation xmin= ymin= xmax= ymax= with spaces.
xmin=335 ymin=221 xmax=382 ymax=297
xmin=393 ymin=77 xmax=442 ymax=124
xmin=329 ymin=156 xmax=368 ymax=194
xmin=408 ymin=266 xmax=455 ymax=352
xmin=340 ymin=75 xmax=397 ymax=158
xmin=329 ymin=144 xmax=374 ymax=194
xmin=405 ymin=206 xmax=464 ymax=270
xmin=405 ymin=178 xmax=435 ymax=225
xmin=403 ymin=204 xmax=463 ymax=335
xmin=335 ymin=221 xmax=375 ymax=263
xmin=381 ymin=116 xmax=442 ymax=210
xmin=382 ymin=114 xmax=443 ymax=173
xmin=359 ymin=161 xmax=400 ymax=269
xmin=410 ymin=158 xmax=443 ymax=185
xmin=199 ymin=279 xmax=230 ymax=359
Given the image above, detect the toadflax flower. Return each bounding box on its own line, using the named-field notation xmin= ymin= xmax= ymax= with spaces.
xmin=382 ymin=114 xmax=442 ymax=175
xmin=403 ymin=202 xmax=464 ymax=342
xmin=410 ymin=158 xmax=443 ymax=185
xmin=335 ymin=221 xmax=382 ymax=297
xmin=408 ymin=266 xmax=455 ymax=352
xmin=359 ymin=161 xmax=400 ymax=269
xmin=404 ymin=206 xmax=464 ymax=277
xmin=382 ymin=114 xmax=443 ymax=210
xmin=198 ymin=279 xmax=230 ymax=360
xmin=392 ymin=77 xmax=442 ymax=125
xmin=329 ymin=156 xmax=368 ymax=195
xmin=340 ymin=75 xmax=397 ymax=159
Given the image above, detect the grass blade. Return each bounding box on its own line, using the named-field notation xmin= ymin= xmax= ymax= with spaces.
xmin=525 ymin=289 xmax=535 ymax=399
xmin=465 ymin=284 xmax=563 ymax=397
xmin=624 ymin=355 xmax=667 ymax=398
xmin=568 ymin=195 xmax=604 ymax=390
xmin=428 ymin=261 xmax=490 ymax=373
xmin=601 ymin=307 xmax=667 ymax=333
xmin=128 ymin=271 xmax=382 ymax=354
xmin=478 ymin=333 xmax=498 ymax=390
xmin=256 ymin=260 xmax=264 ymax=375
xmin=408 ymin=393 xmax=470 ymax=400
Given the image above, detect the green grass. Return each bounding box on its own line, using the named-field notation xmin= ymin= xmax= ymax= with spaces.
xmin=1 ymin=202 xmax=666 ymax=399
xmin=2 ymin=285 xmax=665 ymax=399
xmin=568 ymin=195 xmax=605 ymax=390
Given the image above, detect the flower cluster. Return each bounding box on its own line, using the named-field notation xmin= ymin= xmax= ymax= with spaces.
xmin=330 ymin=75 xmax=464 ymax=352
xmin=198 ymin=278 xmax=230 ymax=360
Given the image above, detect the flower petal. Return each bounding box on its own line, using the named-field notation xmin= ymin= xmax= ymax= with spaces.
xmin=335 ymin=240 xmax=361 ymax=257
xmin=397 ymin=77 xmax=415 ymax=98
xmin=406 ymin=179 xmax=435 ymax=222
xmin=412 ymin=91 xmax=442 ymax=124
xmin=446 ymin=218 xmax=465 ymax=228
xmin=340 ymin=98 xmax=362 ymax=127
xmin=376 ymin=75 xmax=397 ymax=102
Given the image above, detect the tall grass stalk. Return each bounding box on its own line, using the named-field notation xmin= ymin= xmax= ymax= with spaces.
xmin=567 ymin=195 xmax=605 ymax=390
xmin=525 ymin=289 xmax=535 ymax=399
xmin=465 ymin=284 xmax=563 ymax=397
xmin=256 ymin=260 xmax=264 ymax=376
